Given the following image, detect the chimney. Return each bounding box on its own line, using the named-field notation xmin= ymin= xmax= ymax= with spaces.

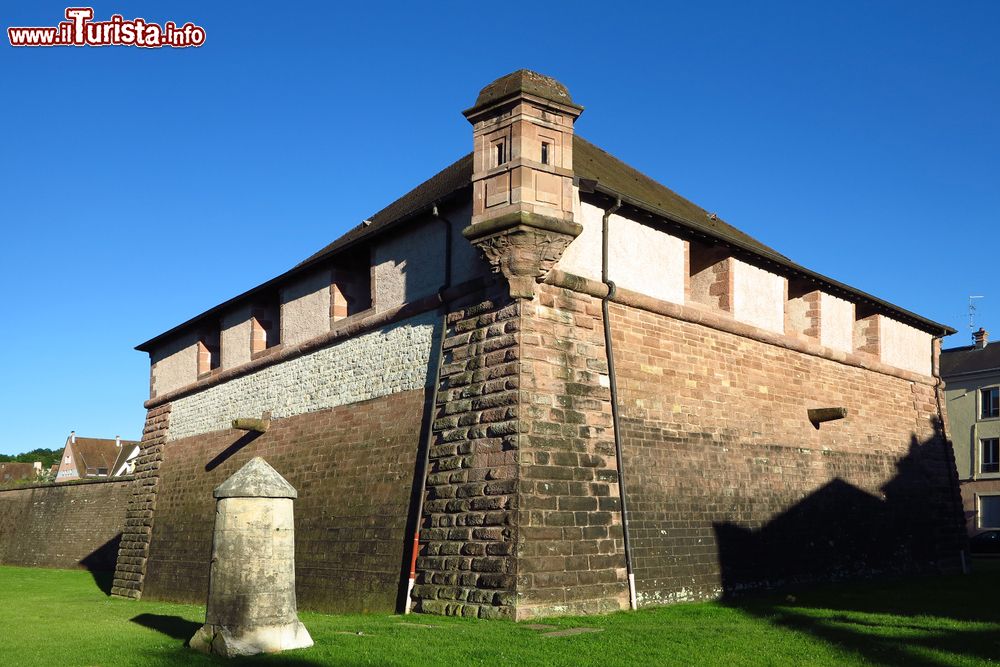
xmin=974 ymin=327 xmax=989 ymax=350
xmin=116 ymin=435 xmax=121 ymax=448
xmin=461 ymin=70 xmax=584 ymax=299
xmin=70 ymin=431 xmax=76 ymax=444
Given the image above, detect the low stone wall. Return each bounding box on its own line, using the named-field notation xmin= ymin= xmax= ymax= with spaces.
xmin=0 ymin=478 xmax=132 ymax=570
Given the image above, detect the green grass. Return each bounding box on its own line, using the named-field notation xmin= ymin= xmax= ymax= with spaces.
xmin=3 ymin=563 xmax=1000 ymax=666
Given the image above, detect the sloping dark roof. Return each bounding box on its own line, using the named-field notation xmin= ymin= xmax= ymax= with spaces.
xmin=0 ymin=462 xmax=38 ymax=482
xmin=137 ymin=133 xmax=953 ymax=352
xmin=298 ymin=152 xmax=473 ymax=267
xmin=941 ymin=341 xmax=1000 ymax=377
xmin=71 ymin=438 xmax=138 ymax=476
xmin=298 ymin=135 xmax=783 ymax=268
xmin=573 ymin=137 xmax=787 ymax=259
xmin=111 ymin=443 xmax=139 ymax=475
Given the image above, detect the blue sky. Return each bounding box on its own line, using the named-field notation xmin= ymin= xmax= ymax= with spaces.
xmin=1 ymin=1 xmax=997 ymax=455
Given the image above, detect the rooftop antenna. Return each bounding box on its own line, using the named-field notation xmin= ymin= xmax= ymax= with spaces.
xmin=969 ymin=295 xmax=985 ymax=338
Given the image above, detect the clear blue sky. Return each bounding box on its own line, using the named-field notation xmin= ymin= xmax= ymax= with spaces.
xmin=1 ymin=1 xmax=997 ymax=455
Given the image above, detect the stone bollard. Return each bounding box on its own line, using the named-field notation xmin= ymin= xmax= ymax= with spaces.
xmin=190 ymin=457 xmax=313 ymax=657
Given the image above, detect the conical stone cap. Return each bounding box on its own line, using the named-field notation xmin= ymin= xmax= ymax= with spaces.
xmin=213 ymin=457 xmax=297 ymax=499
xmin=464 ymin=69 xmax=583 ymax=117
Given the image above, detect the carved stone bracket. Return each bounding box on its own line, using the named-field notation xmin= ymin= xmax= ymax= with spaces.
xmin=463 ymin=212 xmax=582 ymax=299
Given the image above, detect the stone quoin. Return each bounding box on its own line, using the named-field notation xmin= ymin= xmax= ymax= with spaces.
xmin=105 ymin=69 xmax=966 ymax=620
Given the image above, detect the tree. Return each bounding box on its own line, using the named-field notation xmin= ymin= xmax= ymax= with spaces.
xmin=0 ymin=447 xmax=63 ymax=469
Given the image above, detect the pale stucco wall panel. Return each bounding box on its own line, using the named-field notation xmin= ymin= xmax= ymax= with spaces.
xmin=151 ymin=331 xmax=200 ymax=397
xmin=785 ymin=294 xmax=811 ymax=336
xmin=560 ymin=201 xmax=685 ymax=304
xmin=373 ymin=220 xmax=446 ymax=312
xmin=221 ymin=305 xmax=252 ymax=370
xmin=732 ymin=260 xmax=786 ymax=334
xmin=608 ymin=214 xmax=685 ymax=305
xmin=280 ymin=270 xmax=331 ymax=347
xmin=447 ymin=201 xmax=488 ymax=286
xmin=820 ymin=293 xmax=854 ymax=354
xmin=880 ymin=316 xmax=932 ymax=376
xmin=558 ymin=199 xmax=603 ymax=282
xmin=168 ymin=312 xmax=438 ymax=441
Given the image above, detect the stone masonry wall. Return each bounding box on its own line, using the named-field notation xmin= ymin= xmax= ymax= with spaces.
xmin=140 ymin=389 xmax=428 ymax=613
xmin=412 ymin=295 xmax=521 ymax=620
xmin=112 ymin=403 xmax=170 ymax=598
xmin=608 ymin=300 xmax=966 ymax=604
xmin=0 ymin=479 xmax=132 ymax=570
xmin=412 ymin=284 xmax=629 ymax=620
xmin=167 ymin=312 xmax=437 ymax=441
xmin=515 ymin=284 xmax=629 ymax=619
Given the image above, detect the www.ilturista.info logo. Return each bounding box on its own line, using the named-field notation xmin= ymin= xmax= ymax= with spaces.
xmin=8 ymin=8 xmax=205 ymax=48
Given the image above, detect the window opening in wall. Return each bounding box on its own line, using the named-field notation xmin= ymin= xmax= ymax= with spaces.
xmin=981 ymin=495 xmax=1000 ymax=527
xmin=332 ymin=253 xmax=373 ymax=321
xmin=541 ymin=141 xmax=550 ymax=165
xmin=198 ymin=327 xmax=221 ymax=375
xmin=982 ymin=387 xmax=999 ymax=419
xmin=494 ymin=141 xmax=506 ymax=167
xmin=983 ymin=438 xmax=1000 ymax=474
xmin=251 ymin=302 xmax=280 ymax=355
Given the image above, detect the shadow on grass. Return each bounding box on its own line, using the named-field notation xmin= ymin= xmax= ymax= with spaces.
xmin=713 ymin=420 xmax=1000 ymax=665
xmin=732 ymin=594 xmax=1000 ymax=667
xmin=87 ymin=571 xmax=114 ymax=596
xmin=78 ymin=533 xmax=122 ymax=596
xmin=131 ymin=613 xmax=201 ymax=641
xmin=129 ymin=614 xmax=345 ymax=666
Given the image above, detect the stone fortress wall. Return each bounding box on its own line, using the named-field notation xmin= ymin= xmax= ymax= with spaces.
xmin=103 ymin=70 xmax=963 ymax=618
xmin=109 ymin=193 xmax=962 ymax=616
xmin=0 ymin=478 xmax=132 ymax=570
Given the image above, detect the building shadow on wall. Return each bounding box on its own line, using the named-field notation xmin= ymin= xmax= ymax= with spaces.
xmin=394 ymin=312 xmax=446 ymax=613
xmin=205 ymin=432 xmax=262 ymax=472
xmin=713 ymin=421 xmax=986 ymax=665
xmin=78 ymin=532 xmax=122 ymax=595
xmin=713 ymin=422 xmax=963 ymax=596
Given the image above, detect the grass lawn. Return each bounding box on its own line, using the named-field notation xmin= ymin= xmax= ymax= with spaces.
xmin=3 ymin=563 xmax=1000 ymax=666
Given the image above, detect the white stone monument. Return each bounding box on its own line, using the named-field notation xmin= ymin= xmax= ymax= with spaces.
xmin=190 ymin=457 xmax=313 ymax=657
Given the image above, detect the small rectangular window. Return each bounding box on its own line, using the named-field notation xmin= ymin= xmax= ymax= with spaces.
xmin=541 ymin=142 xmax=550 ymax=165
xmin=982 ymin=387 xmax=999 ymax=419
xmin=983 ymin=439 xmax=1000 ymax=474
xmin=494 ymin=141 xmax=506 ymax=167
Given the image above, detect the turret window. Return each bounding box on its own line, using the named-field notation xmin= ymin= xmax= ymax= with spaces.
xmin=541 ymin=142 xmax=550 ymax=165
xmin=493 ymin=141 xmax=506 ymax=167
